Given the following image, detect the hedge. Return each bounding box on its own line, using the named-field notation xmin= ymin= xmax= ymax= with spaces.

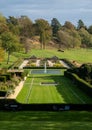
xmin=0 ymin=91 xmax=6 ymax=96
xmin=1 ymin=74 xmax=11 ymax=80
xmin=64 ymin=71 xmax=92 ymax=97
xmin=23 ymin=66 xmax=66 ymax=69
xmin=0 ymin=76 xmax=6 ymax=82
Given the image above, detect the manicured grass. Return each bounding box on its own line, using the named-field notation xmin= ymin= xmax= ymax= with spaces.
xmin=1 ymin=48 xmax=92 ymax=68
xmin=0 ymin=54 xmax=17 ymax=68
xmin=0 ymin=111 xmax=92 ymax=130
xmin=13 ymin=48 xmax=92 ymax=63
xmin=16 ymin=69 xmax=92 ymax=104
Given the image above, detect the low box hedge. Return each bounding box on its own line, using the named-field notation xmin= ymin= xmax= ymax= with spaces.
xmin=1 ymin=74 xmax=11 ymax=80
xmin=0 ymin=76 xmax=6 ymax=82
xmin=23 ymin=66 xmax=66 ymax=69
xmin=0 ymin=91 xmax=6 ymax=96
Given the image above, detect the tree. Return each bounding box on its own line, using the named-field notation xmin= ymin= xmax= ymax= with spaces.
xmin=17 ymin=16 xmax=33 ymax=53
xmin=0 ymin=47 xmax=5 ymax=63
xmin=20 ymin=37 xmax=31 ymax=53
xmin=57 ymin=30 xmax=72 ymax=48
xmin=0 ymin=14 xmax=9 ymax=34
xmin=18 ymin=16 xmax=33 ymax=37
xmin=57 ymin=23 xmax=81 ymax=48
xmin=1 ymin=32 xmax=19 ymax=64
xmin=64 ymin=21 xmax=75 ymax=30
xmin=51 ymin=18 xmax=62 ymax=36
xmin=7 ymin=16 xmax=20 ymax=35
xmin=77 ymin=19 xmax=86 ymax=30
xmin=88 ymin=25 xmax=92 ymax=34
xmin=35 ymin=19 xmax=52 ymax=49
xmin=79 ymin=28 xmax=92 ymax=47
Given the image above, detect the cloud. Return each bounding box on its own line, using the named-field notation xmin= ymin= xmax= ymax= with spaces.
xmin=0 ymin=0 xmax=92 ymax=26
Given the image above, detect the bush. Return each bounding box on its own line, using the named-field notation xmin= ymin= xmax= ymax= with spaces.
xmin=0 ymin=91 xmax=7 ymax=96
xmin=1 ymin=73 xmax=11 ymax=80
xmin=53 ymin=63 xmax=63 ymax=67
xmin=11 ymin=77 xmax=20 ymax=86
xmin=0 ymin=76 xmax=6 ymax=82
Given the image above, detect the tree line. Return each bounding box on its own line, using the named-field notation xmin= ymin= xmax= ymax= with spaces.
xmin=0 ymin=14 xmax=92 ymax=63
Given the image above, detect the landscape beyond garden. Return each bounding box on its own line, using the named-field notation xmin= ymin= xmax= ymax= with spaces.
xmin=0 ymin=14 xmax=92 ymax=111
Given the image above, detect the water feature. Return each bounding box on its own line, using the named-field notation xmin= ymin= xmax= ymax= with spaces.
xmin=31 ymin=60 xmax=61 ymax=74
xmin=44 ymin=62 xmax=47 ymax=73
xmin=31 ymin=69 xmax=61 ymax=74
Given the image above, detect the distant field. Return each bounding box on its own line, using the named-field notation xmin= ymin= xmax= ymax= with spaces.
xmin=1 ymin=48 xmax=92 ymax=68
xmin=13 ymin=48 xmax=92 ymax=63
xmin=16 ymin=69 xmax=92 ymax=104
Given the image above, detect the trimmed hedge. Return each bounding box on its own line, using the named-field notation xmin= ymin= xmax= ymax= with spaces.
xmin=0 ymin=91 xmax=6 ymax=96
xmin=64 ymin=71 xmax=92 ymax=97
xmin=23 ymin=66 xmax=66 ymax=69
xmin=0 ymin=76 xmax=6 ymax=82
xmin=1 ymin=74 xmax=11 ymax=80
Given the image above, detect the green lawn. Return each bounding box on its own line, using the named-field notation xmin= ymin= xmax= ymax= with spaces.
xmin=1 ymin=49 xmax=92 ymax=129
xmin=0 ymin=111 xmax=92 ymax=130
xmin=16 ymin=69 xmax=92 ymax=104
xmin=13 ymin=48 xmax=92 ymax=63
xmin=1 ymin=48 xmax=92 ymax=68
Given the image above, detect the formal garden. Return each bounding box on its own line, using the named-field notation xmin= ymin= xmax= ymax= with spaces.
xmin=0 ymin=50 xmax=92 ymax=111
xmin=0 ymin=12 xmax=92 ymax=129
xmin=0 ymin=49 xmax=92 ymax=129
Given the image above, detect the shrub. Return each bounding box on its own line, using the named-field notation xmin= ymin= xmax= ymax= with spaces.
xmin=11 ymin=77 xmax=20 ymax=86
xmin=30 ymin=63 xmax=36 ymax=67
xmin=53 ymin=63 xmax=63 ymax=67
xmin=0 ymin=91 xmax=7 ymax=96
xmin=0 ymin=76 xmax=6 ymax=82
xmin=1 ymin=73 xmax=11 ymax=80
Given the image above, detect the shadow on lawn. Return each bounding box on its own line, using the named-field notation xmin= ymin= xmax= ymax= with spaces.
xmin=0 ymin=111 xmax=92 ymax=122
xmin=49 ymin=75 xmax=92 ymax=104
xmin=0 ymin=111 xmax=92 ymax=130
xmin=46 ymin=75 xmax=76 ymax=104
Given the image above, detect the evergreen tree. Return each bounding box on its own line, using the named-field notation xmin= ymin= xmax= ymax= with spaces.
xmin=77 ymin=19 xmax=86 ymax=30
xmin=51 ymin=18 xmax=62 ymax=36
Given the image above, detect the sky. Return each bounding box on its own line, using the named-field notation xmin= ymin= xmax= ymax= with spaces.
xmin=0 ymin=0 xmax=92 ymax=26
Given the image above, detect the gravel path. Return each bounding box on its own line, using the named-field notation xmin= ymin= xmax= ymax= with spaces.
xmin=36 ymin=60 xmax=40 ymax=66
xmin=19 ymin=60 xmax=29 ymax=69
xmin=59 ymin=60 xmax=70 ymax=68
xmin=47 ymin=60 xmax=54 ymax=67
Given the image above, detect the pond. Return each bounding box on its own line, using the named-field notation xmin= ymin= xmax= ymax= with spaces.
xmin=31 ymin=69 xmax=61 ymax=74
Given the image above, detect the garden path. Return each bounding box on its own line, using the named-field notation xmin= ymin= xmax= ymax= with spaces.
xmin=19 ymin=60 xmax=29 ymax=69
xmin=59 ymin=60 xmax=70 ymax=68
xmin=7 ymin=78 xmax=26 ymax=99
xmin=47 ymin=60 xmax=54 ymax=67
xmin=36 ymin=60 xmax=40 ymax=66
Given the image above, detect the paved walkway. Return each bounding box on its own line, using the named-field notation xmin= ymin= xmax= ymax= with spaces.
xmin=47 ymin=60 xmax=54 ymax=67
xmin=19 ymin=60 xmax=29 ymax=69
xmin=59 ymin=60 xmax=70 ymax=68
xmin=36 ymin=60 xmax=40 ymax=66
